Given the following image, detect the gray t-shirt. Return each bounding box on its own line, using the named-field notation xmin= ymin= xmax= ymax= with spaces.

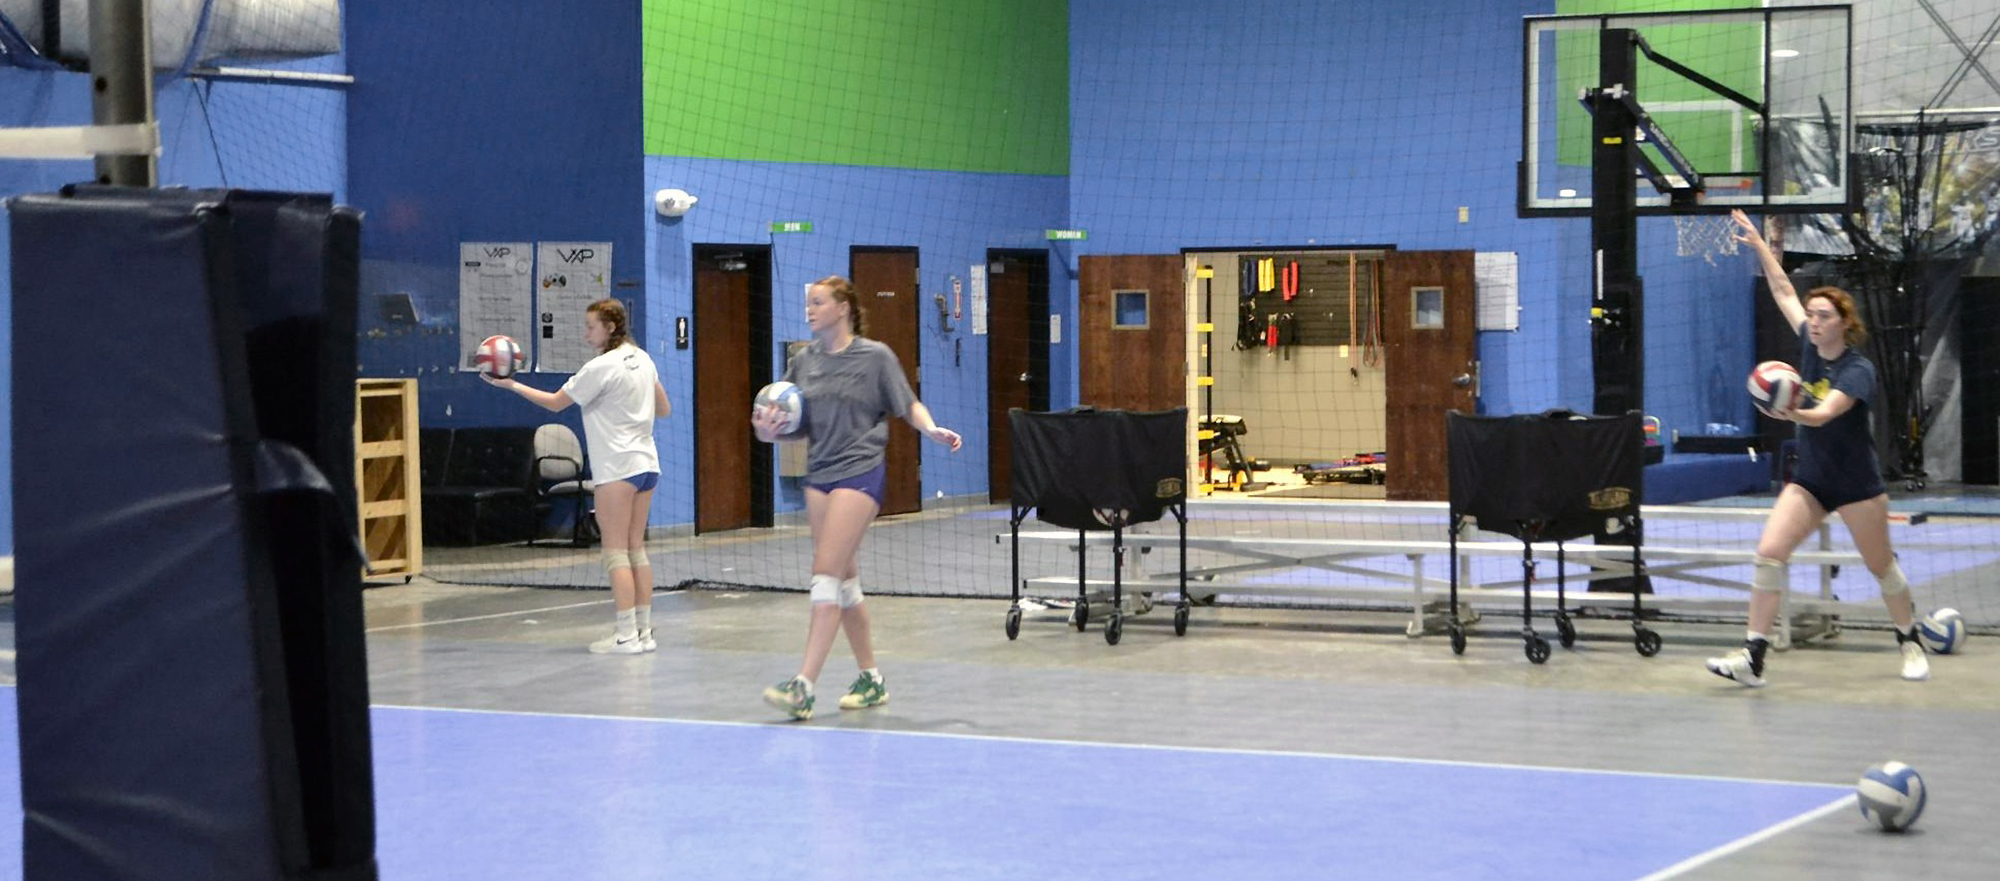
xmin=783 ymin=337 xmax=917 ymax=483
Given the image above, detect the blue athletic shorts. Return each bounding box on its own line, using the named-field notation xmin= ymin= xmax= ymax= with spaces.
xmin=621 ymin=471 xmax=660 ymax=492
xmin=806 ymin=462 xmax=886 ymax=509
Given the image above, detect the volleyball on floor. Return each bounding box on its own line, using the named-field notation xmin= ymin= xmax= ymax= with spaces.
xmin=754 ymin=381 xmax=803 ymax=434
xmin=1918 ymin=608 xmax=1966 ymax=654
xmin=1747 ymin=360 xmax=1806 ymax=419
xmin=474 ymin=334 xmax=524 ymax=379
xmin=1856 ymin=761 xmax=1927 ymax=832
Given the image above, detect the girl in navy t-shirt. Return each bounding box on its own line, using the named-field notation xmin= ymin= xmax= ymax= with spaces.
xmin=1705 ymin=210 xmax=1930 ymax=688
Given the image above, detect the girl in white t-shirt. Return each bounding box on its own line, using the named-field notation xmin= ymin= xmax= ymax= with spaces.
xmin=486 ymin=299 xmax=671 ymax=654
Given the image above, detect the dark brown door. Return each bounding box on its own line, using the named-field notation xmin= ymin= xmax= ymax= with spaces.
xmin=694 ymin=257 xmax=753 ymax=531
xmin=1078 ymin=255 xmax=1184 ymax=411
xmin=851 ymin=248 xmax=921 ymax=516
xmin=1381 ymin=250 xmax=1478 ymax=502
xmin=986 ymin=250 xmax=1050 ymax=502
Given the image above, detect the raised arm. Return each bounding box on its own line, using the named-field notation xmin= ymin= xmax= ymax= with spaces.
xmin=1730 ymin=209 xmax=1805 ymax=333
xmin=483 ymin=374 xmax=573 ymax=412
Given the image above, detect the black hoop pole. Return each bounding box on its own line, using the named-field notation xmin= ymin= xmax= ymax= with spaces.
xmin=88 ymin=0 xmax=157 ymax=187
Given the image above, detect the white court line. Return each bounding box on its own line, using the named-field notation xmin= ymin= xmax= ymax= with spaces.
xmin=1633 ymin=793 xmax=1857 ymax=881
xmin=365 ymin=600 xmax=609 ymax=633
xmin=364 ymin=589 xmax=689 ymax=633
xmin=370 ymin=701 xmax=1850 ymax=791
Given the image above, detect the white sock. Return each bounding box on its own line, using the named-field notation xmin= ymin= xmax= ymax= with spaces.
xmin=635 ymin=606 xmax=652 ymax=633
xmin=1746 ymin=631 xmax=1768 ymax=644
xmin=615 ymin=608 xmax=637 ymax=639
xmin=862 ymin=667 xmax=881 ymax=681
xmin=795 ymin=675 xmax=814 ymax=695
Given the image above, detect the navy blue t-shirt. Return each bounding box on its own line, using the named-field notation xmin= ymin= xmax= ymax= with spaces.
xmin=1793 ymin=321 xmax=1884 ymax=498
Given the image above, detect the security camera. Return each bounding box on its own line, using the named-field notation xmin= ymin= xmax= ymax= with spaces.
xmin=654 ymin=188 xmax=698 ymax=217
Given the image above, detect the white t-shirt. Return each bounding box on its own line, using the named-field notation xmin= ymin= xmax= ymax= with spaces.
xmin=561 ymin=343 xmax=661 ymax=486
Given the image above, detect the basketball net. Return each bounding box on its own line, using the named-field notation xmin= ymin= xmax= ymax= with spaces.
xmin=1674 ymin=213 xmax=1740 ymax=265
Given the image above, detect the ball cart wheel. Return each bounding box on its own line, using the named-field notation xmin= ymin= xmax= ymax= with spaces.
xmin=1634 ymin=627 xmax=1662 ymax=657
xmin=1525 ymin=634 xmax=1551 ymax=664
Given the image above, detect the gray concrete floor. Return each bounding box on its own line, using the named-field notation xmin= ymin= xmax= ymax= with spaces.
xmin=365 ymin=578 xmax=2000 ymax=879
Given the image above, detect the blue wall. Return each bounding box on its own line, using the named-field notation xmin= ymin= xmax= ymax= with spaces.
xmin=1067 ymin=0 xmax=1756 ymax=442
xmin=2 ymin=0 xmax=1771 ymax=556
xmin=1 ymin=54 xmax=348 ymax=557
xmin=643 ymin=157 xmax=1068 ymax=521
xmin=343 ymin=0 xmax=646 ymax=497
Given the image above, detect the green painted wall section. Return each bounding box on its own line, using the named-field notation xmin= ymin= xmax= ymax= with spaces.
xmin=642 ymin=0 xmax=1069 ymax=174
xmin=1552 ymin=0 xmax=1763 ymax=171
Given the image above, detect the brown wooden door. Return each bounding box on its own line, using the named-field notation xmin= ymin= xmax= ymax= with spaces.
xmin=985 ymin=250 xmax=1049 ymax=502
xmin=1078 ymin=255 xmax=1185 ymax=411
xmin=851 ymin=248 xmax=921 ymax=516
xmin=1381 ymin=250 xmax=1478 ymax=501
xmin=694 ymin=259 xmax=753 ymax=531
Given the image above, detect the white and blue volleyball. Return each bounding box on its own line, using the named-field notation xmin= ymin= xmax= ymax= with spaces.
xmin=1856 ymin=761 xmax=1926 ymax=832
xmin=1918 ymin=608 xmax=1966 ymax=655
xmin=753 ymin=381 xmax=804 ymax=435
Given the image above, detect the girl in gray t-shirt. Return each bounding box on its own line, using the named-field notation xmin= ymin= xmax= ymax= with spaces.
xmin=752 ymin=275 xmax=962 ymax=720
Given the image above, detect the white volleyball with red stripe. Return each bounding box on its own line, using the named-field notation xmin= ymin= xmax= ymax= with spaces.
xmin=475 ymin=334 xmax=525 ymax=379
xmin=1747 ymin=360 xmax=1806 ymax=419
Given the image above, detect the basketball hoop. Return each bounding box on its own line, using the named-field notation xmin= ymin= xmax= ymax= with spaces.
xmin=1672 ymin=184 xmax=1754 ymax=265
xmin=1674 ymin=213 xmax=1741 ymax=265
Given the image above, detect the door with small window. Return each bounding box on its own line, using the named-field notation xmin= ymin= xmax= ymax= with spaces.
xmin=1381 ymin=250 xmax=1477 ymax=501
xmin=1078 ymin=255 xmax=1184 ymax=411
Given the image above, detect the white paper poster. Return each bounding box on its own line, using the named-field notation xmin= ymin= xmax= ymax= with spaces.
xmin=969 ymin=264 xmax=988 ymax=336
xmin=535 ymin=241 xmax=613 ymax=372
xmin=458 ymin=242 xmax=534 ymax=371
xmin=1474 ymin=251 xmax=1520 ymax=331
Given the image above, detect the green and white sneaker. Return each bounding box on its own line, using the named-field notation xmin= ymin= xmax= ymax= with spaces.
xmin=838 ymin=671 xmax=889 ymax=710
xmin=762 ymin=676 xmax=814 ymax=720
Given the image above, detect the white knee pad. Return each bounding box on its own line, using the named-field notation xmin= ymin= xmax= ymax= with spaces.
xmin=839 ymin=577 xmax=864 ymax=609
xmin=629 ymin=549 xmax=650 ymax=570
xmin=1876 ymin=560 xmax=1910 ymax=598
xmin=808 ymin=573 xmax=841 ymax=605
xmin=602 ymin=550 xmax=631 ymax=574
xmin=1752 ymin=556 xmax=1787 ymax=594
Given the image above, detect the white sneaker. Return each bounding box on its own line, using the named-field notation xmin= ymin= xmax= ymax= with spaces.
xmin=589 ymin=632 xmax=646 ymax=655
xmin=1899 ymin=638 xmax=1930 ymax=681
xmin=638 ymin=627 xmax=657 ymax=653
xmin=1705 ymin=647 xmax=1766 ymax=688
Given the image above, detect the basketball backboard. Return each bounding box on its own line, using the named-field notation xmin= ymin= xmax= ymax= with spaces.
xmin=1520 ymin=5 xmax=1854 ymax=217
